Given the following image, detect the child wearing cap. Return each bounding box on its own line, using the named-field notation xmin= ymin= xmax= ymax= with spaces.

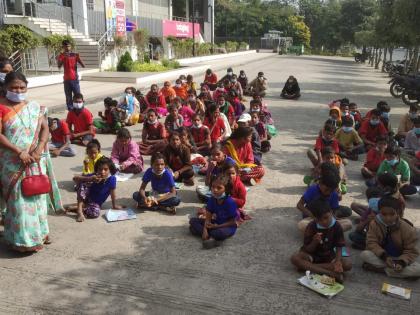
xmin=237 ymin=113 xmax=262 ymax=165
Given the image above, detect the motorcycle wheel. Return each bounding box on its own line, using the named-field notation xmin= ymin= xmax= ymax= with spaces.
xmin=354 ymin=56 xmax=361 ymax=63
xmin=389 ymin=82 xmax=403 ymax=98
xmin=401 ymin=92 xmax=419 ymax=106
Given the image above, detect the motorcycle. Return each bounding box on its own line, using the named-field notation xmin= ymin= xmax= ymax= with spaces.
xmin=400 ymin=76 xmax=420 ymax=105
xmin=354 ymin=53 xmax=367 ymax=63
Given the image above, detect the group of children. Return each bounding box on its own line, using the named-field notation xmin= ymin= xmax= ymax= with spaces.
xmin=56 ymin=68 xmax=279 ymax=250
xmin=293 ymin=98 xmax=420 ymax=282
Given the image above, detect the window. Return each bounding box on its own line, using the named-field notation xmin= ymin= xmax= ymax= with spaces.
xmin=87 ymin=0 xmax=94 ymax=10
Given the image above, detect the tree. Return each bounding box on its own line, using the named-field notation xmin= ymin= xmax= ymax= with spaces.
xmin=286 ymin=15 xmax=311 ymax=48
xmin=133 ymin=28 xmax=149 ymax=63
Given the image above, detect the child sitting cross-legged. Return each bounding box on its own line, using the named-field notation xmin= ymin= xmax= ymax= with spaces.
xmin=71 ymin=157 xmax=122 ymax=222
xmin=189 ymin=174 xmax=238 ymax=249
xmin=361 ymin=135 xmax=387 ymax=179
xmin=190 ymin=114 xmax=211 ymax=156
xmin=335 ymin=115 xmax=364 ymax=160
xmin=360 ymin=196 xmax=420 ymax=278
xmin=297 ymin=163 xmax=352 ymax=233
xmin=111 ymin=128 xmax=144 ymax=174
xmin=82 ymin=139 xmax=103 ymax=175
xmin=291 ymin=199 xmax=352 ymax=283
xmin=132 ymin=152 xmax=181 ymax=214
xmin=139 ymin=109 xmax=167 ymax=156
xmin=307 ymin=123 xmax=340 ymax=168
xmin=93 ymin=97 xmax=122 ymax=134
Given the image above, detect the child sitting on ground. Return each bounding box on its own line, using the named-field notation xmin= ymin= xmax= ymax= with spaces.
xmin=82 ymin=139 xmax=103 ymax=175
xmin=94 ymin=98 xmax=122 ymax=133
xmin=375 ymin=145 xmax=417 ymax=196
xmin=48 ymin=117 xmax=76 ymax=157
xmin=190 ymin=114 xmax=211 ymax=156
xmin=178 ymin=127 xmax=195 ymax=152
xmin=361 ymin=135 xmax=387 ymax=179
xmin=222 ymin=162 xmax=250 ymax=223
xmin=139 ymin=109 xmax=167 ymax=156
xmin=163 ymin=131 xmax=195 ymax=186
xmin=111 ymin=128 xmax=143 ymax=174
xmin=360 ymin=196 xmax=420 ymax=278
xmin=250 ymin=99 xmax=273 ymax=125
xmin=408 ymin=151 xmax=420 ymax=186
xmin=328 ymin=106 xmax=342 ymax=130
xmin=173 ymin=78 xmax=188 ymax=100
xmin=349 ymin=102 xmax=362 ymax=130
xmin=280 ymin=75 xmax=301 ymax=99
xmin=307 ymin=123 xmax=340 ymax=167
xmin=132 ymin=152 xmax=181 ymax=214
xmin=179 ymin=97 xmax=195 ymax=127
xmin=358 ymin=109 xmax=388 ymax=151
xmin=297 ymin=164 xmax=352 ymax=233
xmin=291 ymin=199 xmax=352 ymax=283
xmin=66 ymin=93 xmax=95 ymax=145
xmin=164 ymin=104 xmax=184 ymax=133
xmin=250 ymin=112 xmax=270 ymax=153
xmin=335 ymin=115 xmax=364 ymax=160
xmin=71 ymin=157 xmax=121 ymax=222
xmin=203 ymin=103 xmax=227 ymax=144
xmin=349 ymin=187 xmax=382 ymax=250
xmin=189 ymin=175 xmax=238 ymax=249
xmin=119 ymin=87 xmax=140 ymax=126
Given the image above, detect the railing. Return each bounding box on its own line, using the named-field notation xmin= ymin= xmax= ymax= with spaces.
xmin=97 ymin=26 xmax=115 ymax=70
xmin=9 ymin=50 xmax=23 ymax=73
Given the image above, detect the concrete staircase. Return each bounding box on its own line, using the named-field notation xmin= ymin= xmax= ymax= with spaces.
xmin=30 ymin=17 xmax=100 ymax=68
xmin=5 ymin=15 xmax=100 ymax=68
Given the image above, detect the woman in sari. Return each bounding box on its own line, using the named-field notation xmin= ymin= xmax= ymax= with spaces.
xmin=0 ymin=72 xmax=62 ymax=252
xmin=224 ymin=126 xmax=265 ymax=184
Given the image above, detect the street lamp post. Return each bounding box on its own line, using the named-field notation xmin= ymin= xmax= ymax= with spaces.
xmin=192 ymin=0 xmax=196 ymax=57
xmin=208 ymin=2 xmax=214 ymax=54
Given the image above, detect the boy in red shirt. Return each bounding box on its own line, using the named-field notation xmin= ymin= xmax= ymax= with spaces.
xmin=358 ymin=109 xmax=388 ymax=151
xmin=307 ymin=124 xmax=340 ymax=167
xmin=203 ymin=68 xmax=218 ymax=91
xmin=203 ymin=104 xmax=226 ymax=144
xmin=190 ymin=114 xmax=211 ymax=156
xmin=48 ymin=117 xmax=76 ymax=157
xmin=361 ymin=135 xmax=388 ymax=178
xmin=66 ymin=93 xmax=95 ymax=146
xmin=57 ymin=40 xmax=85 ymax=110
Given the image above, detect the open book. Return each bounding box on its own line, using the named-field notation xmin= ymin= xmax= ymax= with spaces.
xmin=105 ymin=209 xmax=137 ymax=222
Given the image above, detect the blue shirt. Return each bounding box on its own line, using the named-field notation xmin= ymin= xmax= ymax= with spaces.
xmin=89 ymin=175 xmax=117 ymax=206
xmin=142 ymin=168 xmax=175 ymax=193
xmin=207 ymin=196 xmax=238 ymax=228
xmin=303 ymin=184 xmax=340 ymax=211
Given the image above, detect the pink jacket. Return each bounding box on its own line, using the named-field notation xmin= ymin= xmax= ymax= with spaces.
xmin=111 ymin=139 xmax=143 ymax=168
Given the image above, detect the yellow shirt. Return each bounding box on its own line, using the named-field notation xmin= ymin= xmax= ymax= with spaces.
xmin=335 ymin=128 xmax=362 ymax=150
xmin=82 ymin=153 xmax=104 ymax=174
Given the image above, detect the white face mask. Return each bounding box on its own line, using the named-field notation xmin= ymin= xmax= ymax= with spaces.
xmin=192 ymin=123 xmax=202 ymax=128
xmin=148 ymin=118 xmax=158 ymax=125
xmin=0 ymin=72 xmax=6 ymax=82
xmin=175 ymin=84 xmax=181 ymax=88
xmin=227 ymin=71 xmax=233 ymax=75
xmin=6 ymin=90 xmax=26 ymax=102
xmin=152 ymin=168 xmax=165 ymax=176
xmin=73 ymin=102 xmax=84 ymax=109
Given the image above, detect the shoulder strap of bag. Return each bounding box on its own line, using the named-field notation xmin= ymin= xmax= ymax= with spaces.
xmin=5 ymin=106 xmax=45 ymax=202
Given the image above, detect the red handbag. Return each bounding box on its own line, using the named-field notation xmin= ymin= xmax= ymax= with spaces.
xmin=21 ymin=163 xmax=51 ymax=197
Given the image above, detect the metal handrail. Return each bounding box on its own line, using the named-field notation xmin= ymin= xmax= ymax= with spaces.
xmin=97 ymin=26 xmax=115 ymax=70
xmin=9 ymin=50 xmax=23 ymax=73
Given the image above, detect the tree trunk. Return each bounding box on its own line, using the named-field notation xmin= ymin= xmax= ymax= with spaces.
xmin=375 ymin=48 xmax=382 ymax=69
xmin=389 ymin=47 xmax=393 ymax=63
xmin=381 ymin=47 xmax=388 ymax=72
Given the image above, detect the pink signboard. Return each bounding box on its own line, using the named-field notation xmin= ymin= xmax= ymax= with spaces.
xmin=162 ymin=20 xmax=200 ymax=38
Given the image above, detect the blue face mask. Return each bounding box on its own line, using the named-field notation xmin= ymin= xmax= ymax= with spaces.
xmin=212 ymin=192 xmax=226 ymax=200
xmin=368 ymin=197 xmax=380 ymax=213
xmin=0 ymin=72 xmax=6 ymax=82
xmin=409 ymin=112 xmax=418 ymax=119
xmin=386 ymin=159 xmax=399 ymax=166
xmin=414 ymin=127 xmax=420 ymax=135
xmin=6 ymin=90 xmax=26 ymax=102
xmin=370 ymin=119 xmax=380 ymax=126
xmin=342 ymin=126 xmax=353 ymax=133
xmin=381 ymin=112 xmax=390 ymax=119
xmin=316 ymin=217 xmax=336 ymax=229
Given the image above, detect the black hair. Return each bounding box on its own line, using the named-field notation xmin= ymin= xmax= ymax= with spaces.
xmin=229 ymin=126 xmax=253 ymax=140
xmin=378 ymin=196 xmax=403 ymax=215
xmin=258 ymin=71 xmax=264 ymax=76
xmin=86 ymin=139 xmax=101 ymax=152
xmin=206 ymin=68 xmax=212 ymax=74
xmin=151 ymin=152 xmax=166 ymax=165
xmin=340 ymin=98 xmax=350 ymax=105
xmin=250 ymin=99 xmax=261 ymax=107
xmin=0 ymin=58 xmax=12 ymax=70
xmin=307 ymin=198 xmax=332 ymax=219
xmin=168 ymin=130 xmax=181 ymax=141
xmin=384 ymin=145 xmax=400 ymax=157
xmin=116 ymin=127 xmax=131 ymax=139
xmin=412 ymin=116 xmax=420 ymax=125
xmin=376 ymin=101 xmax=388 ymax=111
xmin=221 ymin=160 xmax=238 ymax=173
xmin=323 ymin=123 xmax=335 ymax=133
xmin=377 ymin=173 xmax=398 ymax=194
xmin=319 ymin=166 xmax=340 ymax=189
xmin=370 ymin=109 xmax=381 ymax=117
xmin=4 ymin=71 xmax=28 ymax=86
xmin=73 ymin=93 xmax=84 ymax=101
xmin=223 ymin=79 xmax=230 ymax=85
xmin=146 ymin=108 xmax=158 ymax=116
xmin=187 ymin=74 xmax=193 ymax=80
xmin=227 ymin=67 xmax=233 ymax=72
xmin=110 ymin=99 xmax=118 ymax=107
xmin=409 ymin=104 xmax=419 ymax=112
xmin=366 ymin=186 xmax=382 ymax=199
xmin=62 ymin=39 xmax=71 ymax=46
xmin=349 ymin=102 xmax=357 ymax=108
xmin=379 ymin=102 xmax=390 ymax=113
xmin=104 ymin=97 xmax=113 ymax=106
xmin=206 ymin=103 xmax=218 ymax=118
xmin=192 ymin=113 xmax=202 ymax=120
xmin=211 ymin=142 xmax=223 ymax=153
xmin=217 ymin=94 xmax=225 ymax=100
xmin=211 ymin=174 xmax=233 ymax=196
xmin=342 ymin=116 xmax=353 ymax=127
xmin=321 ymin=146 xmax=335 ymax=157
xmin=125 ymin=86 xmax=136 ymax=93
xmin=94 ymin=156 xmax=117 ymax=175
xmin=47 ymin=117 xmax=59 ymax=127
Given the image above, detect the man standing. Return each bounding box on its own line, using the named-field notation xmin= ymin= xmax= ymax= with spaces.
xmin=57 ymin=40 xmax=85 ymax=110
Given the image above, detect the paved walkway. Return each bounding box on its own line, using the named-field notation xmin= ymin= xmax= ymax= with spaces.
xmin=1 ymin=55 xmax=419 ymax=314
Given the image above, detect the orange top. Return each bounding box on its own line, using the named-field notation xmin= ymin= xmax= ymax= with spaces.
xmin=173 ymin=85 xmax=188 ymax=100
xmin=160 ymin=86 xmax=177 ymax=100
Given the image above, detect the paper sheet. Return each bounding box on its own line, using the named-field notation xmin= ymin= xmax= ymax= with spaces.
xmin=105 ymin=209 xmax=137 ymax=222
xmin=115 ymin=172 xmax=134 ymax=182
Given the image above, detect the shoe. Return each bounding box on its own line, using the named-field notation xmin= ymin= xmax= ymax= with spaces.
xmin=249 ymin=178 xmax=257 ymax=186
xmin=165 ymin=206 xmax=176 ymax=215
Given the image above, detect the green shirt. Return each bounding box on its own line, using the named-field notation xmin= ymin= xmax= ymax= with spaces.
xmin=377 ymin=158 xmax=410 ymax=183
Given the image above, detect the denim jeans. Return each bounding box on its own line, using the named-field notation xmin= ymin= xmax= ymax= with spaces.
xmin=64 ymin=79 xmax=81 ymax=110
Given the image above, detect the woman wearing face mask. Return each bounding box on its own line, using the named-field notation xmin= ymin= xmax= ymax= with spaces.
xmin=396 ymin=104 xmax=419 ymax=146
xmin=238 ymin=70 xmax=248 ymax=91
xmin=203 ymin=69 xmax=218 ymax=91
xmin=0 ymin=72 xmax=62 ymax=252
xmin=230 ymin=74 xmax=243 ymax=99
xmin=246 ymin=72 xmax=267 ymax=97
xmin=217 ymin=67 xmax=235 ymax=86
xmin=0 ymin=58 xmax=13 ymax=97
xmin=145 ymin=84 xmax=167 ymax=116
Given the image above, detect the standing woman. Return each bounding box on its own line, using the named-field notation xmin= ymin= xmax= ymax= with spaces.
xmin=0 ymin=72 xmax=62 ymax=252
